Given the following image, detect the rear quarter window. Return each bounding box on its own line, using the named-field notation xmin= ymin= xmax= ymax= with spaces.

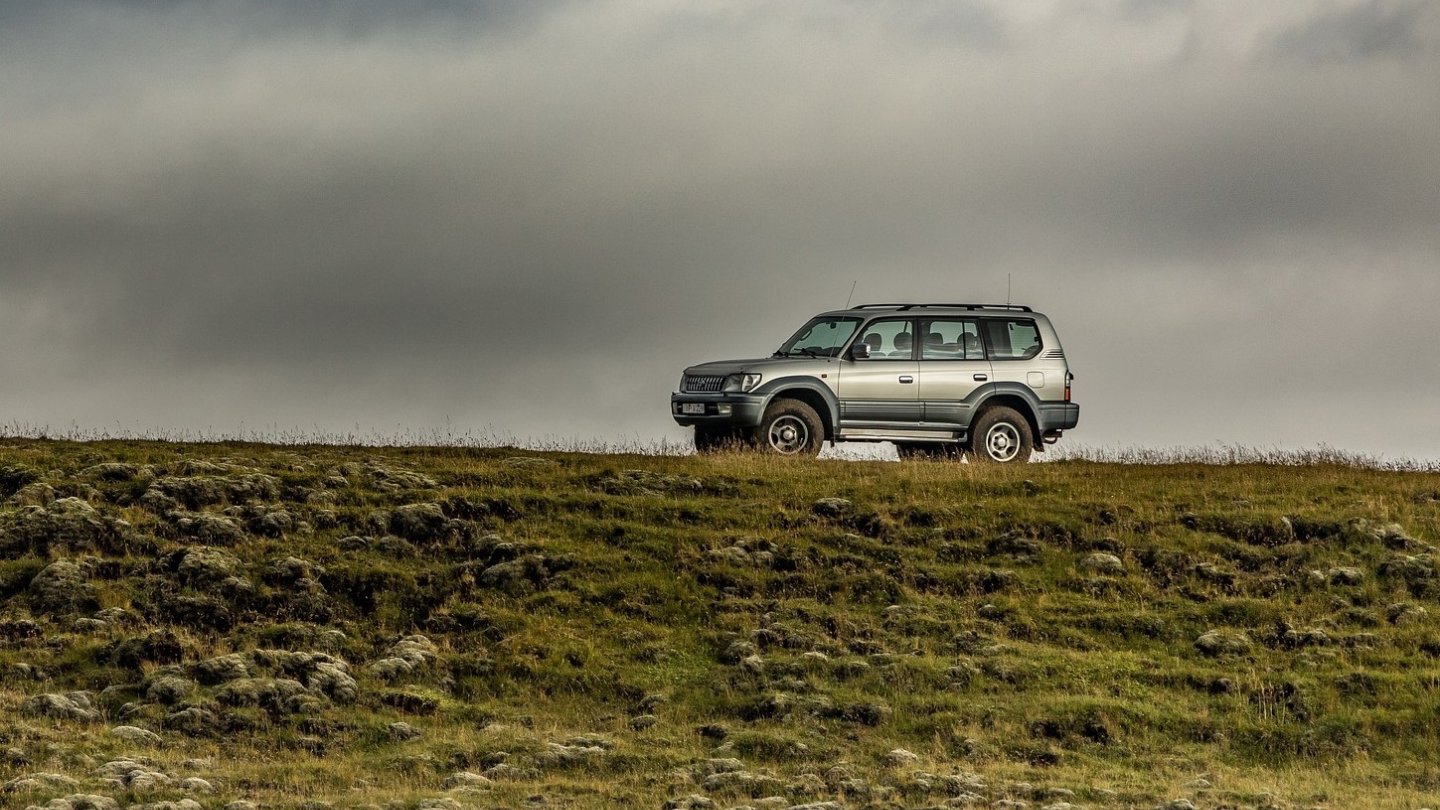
xmin=983 ymin=319 xmax=1042 ymax=360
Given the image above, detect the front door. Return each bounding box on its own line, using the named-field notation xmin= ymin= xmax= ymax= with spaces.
xmin=836 ymin=317 xmax=920 ymax=424
xmin=916 ymin=318 xmax=993 ymax=428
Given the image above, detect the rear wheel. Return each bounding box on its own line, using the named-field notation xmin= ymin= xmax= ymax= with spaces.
xmin=757 ymin=399 xmax=824 ymax=457
xmin=968 ymin=407 xmax=1033 ymax=464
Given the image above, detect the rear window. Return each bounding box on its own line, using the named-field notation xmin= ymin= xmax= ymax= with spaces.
xmin=982 ymin=319 xmax=1042 ymax=360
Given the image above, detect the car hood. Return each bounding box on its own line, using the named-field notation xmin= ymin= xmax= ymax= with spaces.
xmin=682 ymin=357 xmax=834 ymax=377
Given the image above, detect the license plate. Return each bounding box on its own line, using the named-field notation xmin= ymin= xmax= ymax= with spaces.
xmin=682 ymin=403 xmax=705 ymax=415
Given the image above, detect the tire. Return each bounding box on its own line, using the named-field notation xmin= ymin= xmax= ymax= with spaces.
xmin=968 ymin=406 xmax=1033 ymax=464
xmin=757 ymin=399 xmax=824 ymax=457
xmin=895 ymin=442 xmax=962 ymax=460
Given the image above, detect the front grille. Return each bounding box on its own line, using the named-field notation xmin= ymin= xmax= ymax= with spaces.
xmin=684 ymin=375 xmax=725 ymax=393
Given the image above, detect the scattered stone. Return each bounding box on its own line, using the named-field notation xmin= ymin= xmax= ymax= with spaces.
xmin=812 ymin=497 xmax=852 ymax=517
xmin=178 ymin=777 xmax=215 ymax=794
xmin=1155 ymin=801 xmax=1196 ymax=810
xmin=885 ymin=748 xmax=921 ymax=766
xmin=443 ymin=772 xmax=494 ymax=790
xmin=629 ymin=714 xmax=659 ymax=731
xmin=388 ymin=722 xmax=423 ymax=742
xmin=29 ymin=560 xmax=99 ymax=615
xmin=1387 ymin=603 xmax=1428 ymax=625
xmin=1329 ymin=566 xmax=1365 ymax=586
xmin=173 ymin=513 xmax=245 ymax=545
xmin=1079 ymin=552 xmax=1124 ymax=575
xmin=1194 ymin=630 xmax=1250 ymax=657
xmin=194 ymin=653 xmax=254 ymax=685
xmin=146 ymin=675 xmax=198 ymax=704
xmin=110 ymin=726 xmax=162 ymax=746
xmin=22 ymin=692 xmax=100 ymax=722
xmin=661 ymin=796 xmax=714 ymax=810
xmin=390 ymin=503 xmax=451 ymax=541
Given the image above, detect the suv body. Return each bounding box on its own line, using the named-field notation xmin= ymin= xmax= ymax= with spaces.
xmin=671 ymin=303 xmax=1079 ymax=462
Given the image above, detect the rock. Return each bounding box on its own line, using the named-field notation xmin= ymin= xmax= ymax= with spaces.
xmin=146 ymin=675 xmax=198 ymax=704
xmin=1 ymin=498 xmax=125 ymax=555
xmin=388 ymin=722 xmax=423 ymax=741
xmin=1155 ymin=801 xmax=1196 ymax=810
xmin=1194 ymin=630 xmax=1250 ymax=657
xmin=178 ymin=777 xmax=215 ymax=794
xmin=628 ymin=714 xmax=659 ymax=731
xmin=173 ymin=513 xmax=245 ymax=546
xmin=35 ymin=797 xmax=121 ymax=810
xmin=390 ymin=503 xmax=450 ymax=541
xmin=1079 ymin=552 xmax=1124 ymax=575
xmin=7 ymin=772 xmax=81 ymax=791
xmin=885 ymin=748 xmax=921 ymax=766
xmin=812 ymin=497 xmax=852 ymax=517
xmin=28 ymin=560 xmax=99 ymax=616
xmin=308 ymin=661 xmax=358 ymax=702
xmin=110 ymin=726 xmax=162 ymax=745
xmin=1329 ymin=567 xmax=1365 ymax=586
xmin=163 ymin=707 xmax=219 ymax=735
xmin=194 ymin=653 xmax=254 ymax=685
xmin=22 ymin=692 xmax=100 ymax=722
xmin=151 ymin=474 xmax=279 ymax=508
xmin=1387 ymin=603 xmax=1428 ymax=625
xmin=660 ymin=796 xmax=714 ymax=810
xmin=443 ymin=771 xmax=494 ymax=790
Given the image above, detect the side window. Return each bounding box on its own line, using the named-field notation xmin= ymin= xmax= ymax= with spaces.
xmin=982 ymin=319 xmax=1042 ymax=360
xmin=855 ymin=319 xmax=914 ymax=360
xmin=919 ymin=319 xmax=983 ymax=360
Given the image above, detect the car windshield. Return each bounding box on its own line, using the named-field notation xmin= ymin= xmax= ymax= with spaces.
xmin=776 ymin=317 xmax=861 ymax=357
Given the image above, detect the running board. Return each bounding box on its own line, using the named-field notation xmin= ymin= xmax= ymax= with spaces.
xmin=837 ymin=428 xmax=964 ymax=443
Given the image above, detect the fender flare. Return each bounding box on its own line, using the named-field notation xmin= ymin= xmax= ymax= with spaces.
xmin=973 ymin=383 xmax=1044 ymax=442
xmin=753 ymin=377 xmax=841 ymax=437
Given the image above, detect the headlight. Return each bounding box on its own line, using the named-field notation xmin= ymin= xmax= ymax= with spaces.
xmin=722 ymin=373 xmax=762 ymax=393
xmin=678 ymin=374 xmax=687 ymax=393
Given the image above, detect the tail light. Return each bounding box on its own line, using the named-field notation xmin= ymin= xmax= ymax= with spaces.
xmin=1064 ymin=372 xmax=1072 ymax=403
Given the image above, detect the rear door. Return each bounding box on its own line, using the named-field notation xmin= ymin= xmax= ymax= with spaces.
xmin=835 ymin=317 xmax=920 ymax=424
xmin=916 ymin=317 xmax=993 ymax=428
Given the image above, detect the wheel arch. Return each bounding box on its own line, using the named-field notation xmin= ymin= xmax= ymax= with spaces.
xmin=973 ymin=386 xmax=1043 ymax=448
xmin=759 ymin=379 xmax=838 ymax=441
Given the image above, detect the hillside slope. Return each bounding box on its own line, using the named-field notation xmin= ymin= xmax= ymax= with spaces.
xmin=1 ymin=439 xmax=1439 ymax=810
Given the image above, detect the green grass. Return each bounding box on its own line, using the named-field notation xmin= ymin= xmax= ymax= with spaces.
xmin=1 ymin=438 xmax=1439 ymax=809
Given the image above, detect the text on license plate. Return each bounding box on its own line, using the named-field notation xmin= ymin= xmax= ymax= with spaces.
xmin=682 ymin=403 xmax=705 ymax=415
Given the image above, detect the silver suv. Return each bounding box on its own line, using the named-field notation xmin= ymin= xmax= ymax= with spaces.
xmin=671 ymin=303 xmax=1079 ymax=462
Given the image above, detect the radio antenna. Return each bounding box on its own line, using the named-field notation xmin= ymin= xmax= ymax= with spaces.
xmin=844 ymin=279 xmax=857 ymax=308
xmin=1006 ymin=273 xmax=1012 ymax=306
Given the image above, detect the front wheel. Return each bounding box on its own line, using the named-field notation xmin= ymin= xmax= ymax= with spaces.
xmin=968 ymin=407 xmax=1033 ymax=464
xmin=757 ymin=399 xmax=824 ymax=457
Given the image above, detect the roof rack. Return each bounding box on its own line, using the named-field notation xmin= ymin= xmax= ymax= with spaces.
xmin=850 ymin=303 xmax=1034 ymax=313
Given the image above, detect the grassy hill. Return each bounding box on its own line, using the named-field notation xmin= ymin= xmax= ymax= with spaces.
xmin=1 ymin=438 xmax=1439 ymax=810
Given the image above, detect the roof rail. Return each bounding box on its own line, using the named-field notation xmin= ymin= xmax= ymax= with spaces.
xmin=851 ymin=303 xmax=1034 ymax=313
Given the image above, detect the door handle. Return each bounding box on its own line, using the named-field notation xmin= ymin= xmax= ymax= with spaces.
xmin=898 ymin=375 xmax=914 ymax=384
xmin=973 ymin=374 xmax=988 ymax=381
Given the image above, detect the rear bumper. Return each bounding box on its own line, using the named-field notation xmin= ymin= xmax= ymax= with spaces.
xmin=1039 ymin=402 xmax=1080 ymax=431
xmin=671 ymin=393 xmax=767 ymax=427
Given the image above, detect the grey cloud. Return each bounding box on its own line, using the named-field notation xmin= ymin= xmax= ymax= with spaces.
xmin=2 ymin=1 xmax=1438 ymax=457
xmin=1270 ymin=0 xmax=1439 ymax=62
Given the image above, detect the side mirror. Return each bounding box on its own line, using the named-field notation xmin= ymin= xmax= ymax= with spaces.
xmin=849 ymin=342 xmax=870 ymax=360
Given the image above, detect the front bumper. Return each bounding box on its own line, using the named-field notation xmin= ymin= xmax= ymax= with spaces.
xmin=670 ymin=393 xmax=767 ymax=427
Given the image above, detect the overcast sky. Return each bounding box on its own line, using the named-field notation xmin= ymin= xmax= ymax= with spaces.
xmin=3 ymin=1 xmax=1438 ymax=458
